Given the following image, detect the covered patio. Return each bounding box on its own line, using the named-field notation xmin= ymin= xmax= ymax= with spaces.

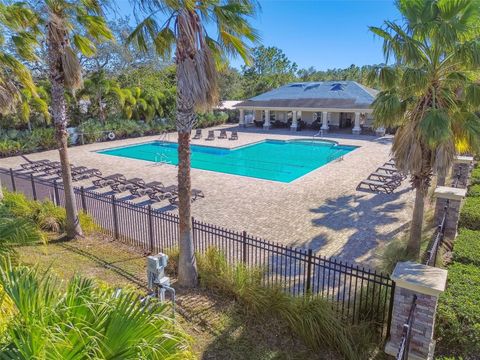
xmin=235 ymin=81 xmax=385 ymax=136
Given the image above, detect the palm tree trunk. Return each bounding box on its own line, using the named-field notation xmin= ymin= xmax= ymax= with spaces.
xmin=0 ymin=177 xmax=3 ymax=201
xmin=47 ymin=26 xmax=83 ymax=239
xmin=177 ymin=130 xmax=198 ymax=287
xmin=407 ymin=185 xmax=426 ymax=258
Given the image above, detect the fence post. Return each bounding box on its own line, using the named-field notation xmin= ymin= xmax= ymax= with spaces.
xmin=111 ymin=195 xmax=119 ymax=240
xmin=242 ymin=230 xmax=247 ymax=264
xmin=148 ymin=205 xmax=154 ymax=253
xmin=9 ymin=168 xmax=16 ymax=192
xmin=191 ymin=216 xmax=196 ymax=251
xmin=30 ymin=174 xmax=37 ymax=200
xmin=53 ymin=180 xmax=60 ymax=206
xmin=305 ymin=249 xmax=313 ymax=294
xmin=80 ymin=186 xmax=87 ymax=212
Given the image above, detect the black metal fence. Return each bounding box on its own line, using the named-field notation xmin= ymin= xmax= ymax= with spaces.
xmin=0 ymin=167 xmax=395 ymax=336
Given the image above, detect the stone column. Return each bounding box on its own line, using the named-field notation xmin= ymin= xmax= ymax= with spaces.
xmin=321 ymin=111 xmax=329 ymax=131
xmin=290 ymin=110 xmax=298 ymax=131
xmin=352 ymin=112 xmax=361 ymax=134
xmin=263 ymin=110 xmax=271 ymax=129
xmin=452 ymin=155 xmax=474 ymax=189
xmin=239 ymin=108 xmax=245 ymax=127
xmin=433 ymin=186 xmax=467 ymax=240
xmin=385 ymin=262 xmax=448 ymax=360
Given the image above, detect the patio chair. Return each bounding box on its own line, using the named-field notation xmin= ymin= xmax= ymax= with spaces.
xmin=218 ymin=129 xmax=227 ymax=139
xmin=358 ymin=177 xmax=401 ymax=194
xmin=148 ymin=190 xmax=174 ymax=203
xmin=368 ymin=172 xmax=404 ymax=184
xmin=92 ymin=173 xmax=126 ymax=188
xmin=229 ymin=131 xmax=238 ymax=140
xmin=377 ymin=166 xmax=398 ymax=174
xmin=205 ymin=130 xmax=215 ymax=141
xmin=193 ymin=129 xmax=202 ymax=139
xmin=111 ymin=177 xmax=145 ymax=193
xmin=71 ymin=167 xmax=102 ymax=181
xmin=20 ymin=159 xmax=51 ymax=170
xmin=168 ymin=188 xmax=204 ymax=205
xmin=130 ymin=181 xmax=166 ymax=197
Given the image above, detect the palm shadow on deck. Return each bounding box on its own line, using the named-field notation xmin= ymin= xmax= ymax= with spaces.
xmin=305 ymin=187 xmax=411 ymax=265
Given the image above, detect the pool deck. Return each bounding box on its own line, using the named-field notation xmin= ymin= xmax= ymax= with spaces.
xmin=0 ymin=125 xmax=415 ymax=267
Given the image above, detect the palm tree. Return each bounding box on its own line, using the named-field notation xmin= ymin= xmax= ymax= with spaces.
xmin=368 ymin=0 xmax=480 ymax=257
xmin=23 ymin=0 xmax=112 ymax=238
xmin=0 ymin=261 xmax=193 ymax=358
xmin=130 ymin=0 xmax=259 ymax=287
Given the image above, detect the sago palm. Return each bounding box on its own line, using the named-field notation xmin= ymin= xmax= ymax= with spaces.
xmin=369 ymin=0 xmax=480 ymax=257
xmin=0 ymin=260 xmax=193 ymax=359
xmin=130 ymin=0 xmax=260 ymax=286
xmin=10 ymin=0 xmax=113 ymax=238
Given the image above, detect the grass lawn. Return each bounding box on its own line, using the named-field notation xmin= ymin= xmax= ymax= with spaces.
xmin=16 ymin=235 xmax=329 ymax=360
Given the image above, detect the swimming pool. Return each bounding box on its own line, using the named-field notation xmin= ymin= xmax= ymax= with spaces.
xmin=97 ymin=139 xmax=357 ymax=183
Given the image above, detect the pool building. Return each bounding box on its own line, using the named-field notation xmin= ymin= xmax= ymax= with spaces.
xmin=234 ymin=81 xmax=383 ymax=135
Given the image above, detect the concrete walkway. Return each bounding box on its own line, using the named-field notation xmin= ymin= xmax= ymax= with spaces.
xmin=0 ymin=125 xmax=415 ymax=267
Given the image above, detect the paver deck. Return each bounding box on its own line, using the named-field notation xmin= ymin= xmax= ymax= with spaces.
xmin=0 ymin=125 xmax=415 ymax=267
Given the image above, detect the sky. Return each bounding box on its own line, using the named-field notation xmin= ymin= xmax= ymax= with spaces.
xmin=113 ymin=0 xmax=401 ymax=71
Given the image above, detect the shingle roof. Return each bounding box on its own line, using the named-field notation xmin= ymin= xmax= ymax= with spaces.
xmin=235 ymin=81 xmax=378 ymax=110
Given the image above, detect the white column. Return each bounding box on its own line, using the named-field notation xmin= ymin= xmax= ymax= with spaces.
xmin=263 ymin=110 xmax=271 ymax=129
xmin=321 ymin=111 xmax=329 ymax=131
xmin=239 ymin=108 xmax=245 ymax=127
xmin=352 ymin=112 xmax=361 ymax=134
xmin=290 ymin=111 xmax=298 ymax=131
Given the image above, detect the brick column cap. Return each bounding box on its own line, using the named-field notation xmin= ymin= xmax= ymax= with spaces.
xmin=454 ymin=155 xmax=474 ymax=164
xmin=434 ymin=186 xmax=466 ymax=201
xmin=391 ymin=261 xmax=447 ymax=296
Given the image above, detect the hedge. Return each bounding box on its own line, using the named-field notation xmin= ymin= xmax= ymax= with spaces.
xmin=452 ymin=229 xmax=480 ymax=266
xmin=467 ymin=183 xmax=480 ymax=197
xmin=458 ymin=196 xmax=480 ymax=230
xmin=436 ymin=262 xmax=480 ymax=357
xmin=470 ymin=167 xmax=480 ymax=185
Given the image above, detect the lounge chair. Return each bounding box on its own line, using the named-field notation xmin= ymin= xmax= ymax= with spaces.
xmin=111 ymin=177 xmax=145 ymax=193
xmin=92 ymin=173 xmax=126 ymax=188
xmin=205 ymin=130 xmax=215 ymax=141
xmin=229 ymin=131 xmax=238 ymax=140
xmin=358 ymin=177 xmax=401 ymax=194
xmin=377 ymin=166 xmax=398 ymax=174
xmin=130 ymin=181 xmax=165 ymax=197
xmin=218 ymin=129 xmax=227 ymax=139
xmin=193 ymin=129 xmax=202 ymax=139
xmin=148 ymin=190 xmax=174 ymax=202
xmin=168 ymin=189 xmax=204 ymax=205
xmin=20 ymin=159 xmax=51 ymax=170
xmin=369 ymin=172 xmax=404 ymax=182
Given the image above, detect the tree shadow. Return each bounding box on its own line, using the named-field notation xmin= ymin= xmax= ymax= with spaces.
xmin=304 ymin=187 xmax=411 ymax=265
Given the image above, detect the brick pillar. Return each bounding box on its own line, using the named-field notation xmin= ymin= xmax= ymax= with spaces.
xmin=452 ymin=155 xmax=474 ymax=189
xmin=385 ymin=262 xmax=447 ymax=360
xmin=434 ymin=186 xmax=467 ymax=240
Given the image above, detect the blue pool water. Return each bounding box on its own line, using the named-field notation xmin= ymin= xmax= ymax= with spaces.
xmin=98 ymin=139 xmax=357 ymax=183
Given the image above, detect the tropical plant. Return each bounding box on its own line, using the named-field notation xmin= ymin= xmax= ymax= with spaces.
xmin=130 ymin=0 xmax=260 ymax=287
xmin=10 ymin=0 xmax=113 ymax=239
xmin=0 ymin=260 xmax=193 ymax=359
xmin=0 ymin=207 xmax=42 ymax=256
xmin=368 ymin=0 xmax=480 ymax=257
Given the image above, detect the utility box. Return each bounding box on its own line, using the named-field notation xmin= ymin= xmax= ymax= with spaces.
xmin=147 ymin=253 xmax=170 ymax=301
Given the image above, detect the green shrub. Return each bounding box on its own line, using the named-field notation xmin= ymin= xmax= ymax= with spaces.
xmin=196 ymin=247 xmax=377 ymax=360
xmin=0 ymin=140 xmax=21 ymax=157
xmin=470 ymin=167 xmax=480 ymax=185
xmin=467 ymin=183 xmax=480 ymax=197
xmin=78 ymin=119 xmax=104 ymax=143
xmin=27 ymin=128 xmax=57 ymax=150
xmin=2 ymin=190 xmax=97 ymax=235
xmin=453 ymin=229 xmax=480 ymax=266
xmin=436 ymin=262 xmax=480 ymax=357
xmin=458 ymin=196 xmax=480 ymax=230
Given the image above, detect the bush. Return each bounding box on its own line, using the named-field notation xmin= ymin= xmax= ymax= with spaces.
xmin=196 ymin=247 xmax=378 ymax=360
xmin=2 ymin=190 xmax=97 ymax=235
xmin=458 ymin=196 xmax=480 ymax=230
xmin=0 ymin=139 xmax=21 ymax=158
xmin=470 ymin=167 xmax=480 ymax=185
xmin=467 ymin=183 xmax=480 ymax=197
xmin=452 ymin=229 xmax=480 ymax=266
xmin=436 ymin=262 xmax=480 ymax=357
xmin=78 ymin=119 xmax=104 ymax=143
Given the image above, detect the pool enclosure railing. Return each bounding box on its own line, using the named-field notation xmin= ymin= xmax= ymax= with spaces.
xmin=0 ymin=167 xmax=395 ymax=339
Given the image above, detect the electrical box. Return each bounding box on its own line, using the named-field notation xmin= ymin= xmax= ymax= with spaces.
xmin=147 ymin=253 xmax=170 ymax=301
